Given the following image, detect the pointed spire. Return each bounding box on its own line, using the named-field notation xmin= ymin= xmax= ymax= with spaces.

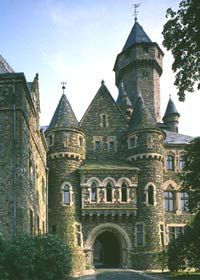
xmin=163 ymin=96 xmax=180 ymax=118
xmin=122 ymin=21 xmax=152 ymax=52
xmin=129 ymin=94 xmax=156 ymax=131
xmin=0 ymin=54 xmax=14 ymax=73
xmin=116 ymin=82 xmax=132 ymax=107
xmin=48 ymin=93 xmax=79 ymax=130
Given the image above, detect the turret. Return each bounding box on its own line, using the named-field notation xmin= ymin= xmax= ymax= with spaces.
xmin=113 ymin=20 xmax=164 ymax=123
xmin=45 ymin=87 xmax=86 ymax=274
xmin=116 ymin=82 xmax=133 ymax=119
xmin=126 ymin=94 xmax=165 ymax=269
xmin=162 ymin=96 xmax=180 ymax=133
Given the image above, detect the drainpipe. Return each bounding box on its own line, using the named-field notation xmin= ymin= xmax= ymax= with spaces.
xmin=45 ymin=167 xmax=49 ymax=233
xmin=12 ymin=79 xmax=16 ymax=239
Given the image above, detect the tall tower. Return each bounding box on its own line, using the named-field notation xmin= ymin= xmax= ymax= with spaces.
xmin=113 ymin=20 xmax=164 ymax=123
xmin=45 ymin=87 xmax=86 ymax=273
xmin=126 ymin=95 xmax=165 ymax=268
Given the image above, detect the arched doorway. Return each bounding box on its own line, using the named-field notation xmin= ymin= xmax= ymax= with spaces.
xmin=84 ymin=223 xmax=132 ymax=268
xmin=93 ymin=231 xmax=120 ymax=267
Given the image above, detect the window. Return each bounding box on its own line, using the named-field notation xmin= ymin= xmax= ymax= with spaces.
xmin=142 ymin=71 xmax=149 ymax=78
xmin=106 ymin=183 xmax=112 ymax=202
xmin=121 ymin=182 xmax=127 ymax=202
xmin=180 ymin=192 xmax=189 ymax=211
xmin=42 ymin=221 xmax=45 ymax=234
xmin=76 ymin=224 xmax=82 ymax=246
xmin=63 ymin=184 xmax=70 ymax=205
xmin=136 ymin=224 xmax=144 ymax=246
xmin=95 ymin=141 xmax=101 ymax=151
xmin=48 ymin=134 xmax=54 ymax=146
xmin=168 ymin=226 xmax=184 ymax=241
xmin=63 ymin=132 xmax=70 ymax=147
xmin=179 ymin=154 xmax=185 ymax=170
xmin=166 ymin=155 xmax=174 ymax=171
xmin=30 ymin=209 xmax=34 ymax=236
xmin=109 ymin=141 xmax=114 ymax=150
xmin=129 ymin=136 xmax=137 ymax=148
xmin=102 ymin=114 xmax=107 ymax=128
xmin=79 ymin=136 xmax=83 ymax=147
xmin=91 ymin=182 xmax=97 ymax=202
xmin=160 ymin=224 xmax=165 ymax=246
xmin=148 ymin=185 xmax=154 ymax=205
xmin=164 ymin=191 xmax=174 ymax=211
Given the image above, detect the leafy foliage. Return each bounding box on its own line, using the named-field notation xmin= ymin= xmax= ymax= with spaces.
xmin=180 ymin=137 xmax=200 ymax=212
xmin=0 ymin=234 xmax=72 ymax=280
xmin=155 ymin=249 xmax=168 ymax=272
xmin=162 ymin=0 xmax=200 ymax=101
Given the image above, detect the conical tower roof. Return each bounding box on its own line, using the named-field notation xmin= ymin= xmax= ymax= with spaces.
xmin=163 ymin=97 xmax=180 ymax=119
xmin=0 ymin=54 xmax=14 ymax=73
xmin=116 ymin=82 xmax=132 ymax=107
xmin=48 ymin=93 xmax=79 ymax=130
xmin=129 ymin=94 xmax=156 ymax=131
xmin=122 ymin=21 xmax=152 ymax=52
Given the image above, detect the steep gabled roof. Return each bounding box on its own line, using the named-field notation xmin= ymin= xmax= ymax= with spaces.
xmin=48 ymin=94 xmax=79 ymax=130
xmin=122 ymin=21 xmax=152 ymax=52
xmin=163 ymin=97 xmax=180 ymax=119
xmin=0 ymin=55 xmax=14 ymax=73
xmin=129 ymin=94 xmax=156 ymax=131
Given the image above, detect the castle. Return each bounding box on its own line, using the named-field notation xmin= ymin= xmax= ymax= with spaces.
xmin=0 ymin=19 xmax=193 ymax=270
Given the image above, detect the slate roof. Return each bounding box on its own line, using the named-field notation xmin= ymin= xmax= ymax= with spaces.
xmin=116 ymin=82 xmax=132 ymax=107
xmin=129 ymin=94 xmax=156 ymax=131
xmin=48 ymin=94 xmax=79 ymax=130
xmin=0 ymin=55 xmax=14 ymax=73
xmin=123 ymin=21 xmax=152 ymax=52
xmin=163 ymin=97 xmax=180 ymax=118
xmin=164 ymin=130 xmax=193 ymax=145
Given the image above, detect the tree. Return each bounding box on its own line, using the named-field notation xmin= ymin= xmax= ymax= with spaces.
xmin=162 ymin=0 xmax=200 ymax=101
xmin=180 ymin=137 xmax=200 ymax=212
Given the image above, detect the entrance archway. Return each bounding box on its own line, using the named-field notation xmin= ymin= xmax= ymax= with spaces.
xmin=93 ymin=231 xmax=120 ymax=267
xmin=84 ymin=223 xmax=132 ymax=268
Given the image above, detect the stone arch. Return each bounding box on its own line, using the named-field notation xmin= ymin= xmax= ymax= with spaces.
xmin=163 ymin=180 xmax=179 ymax=191
xmin=86 ymin=177 xmax=101 ymax=186
xmin=116 ymin=177 xmax=132 ymax=187
xmin=144 ymin=182 xmax=157 ymax=206
xmin=102 ymin=177 xmax=116 ymax=187
xmin=84 ymin=223 xmax=132 ymax=268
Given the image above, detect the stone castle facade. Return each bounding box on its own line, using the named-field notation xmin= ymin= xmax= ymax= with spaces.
xmin=0 ymin=20 xmax=193 ymax=270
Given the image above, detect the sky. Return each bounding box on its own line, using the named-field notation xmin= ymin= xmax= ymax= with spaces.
xmin=0 ymin=0 xmax=200 ymax=136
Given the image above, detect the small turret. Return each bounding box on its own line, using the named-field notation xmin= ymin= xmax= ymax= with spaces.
xmin=116 ymin=82 xmax=133 ymax=118
xmin=162 ymin=96 xmax=180 ymax=133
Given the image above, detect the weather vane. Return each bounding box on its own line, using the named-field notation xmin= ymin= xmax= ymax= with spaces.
xmin=61 ymin=81 xmax=67 ymax=94
xmin=133 ymin=3 xmax=140 ymax=22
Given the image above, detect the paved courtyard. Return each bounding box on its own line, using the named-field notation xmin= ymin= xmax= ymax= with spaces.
xmin=79 ymin=269 xmax=166 ymax=280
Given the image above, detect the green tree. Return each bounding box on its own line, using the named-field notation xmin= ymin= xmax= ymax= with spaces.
xmin=180 ymin=137 xmax=200 ymax=212
xmin=162 ymin=0 xmax=200 ymax=101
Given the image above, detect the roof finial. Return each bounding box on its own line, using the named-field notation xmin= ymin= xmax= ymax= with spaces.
xmin=61 ymin=81 xmax=67 ymax=94
xmin=133 ymin=3 xmax=140 ymax=22
xmin=101 ymin=80 xmax=105 ymax=85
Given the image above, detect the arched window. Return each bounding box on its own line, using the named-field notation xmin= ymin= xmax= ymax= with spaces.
xmin=106 ymin=183 xmax=112 ymax=202
xmin=91 ymin=182 xmax=97 ymax=202
xmin=63 ymin=184 xmax=70 ymax=205
xmin=166 ymin=155 xmax=174 ymax=171
xmin=121 ymin=182 xmax=127 ymax=202
xmin=179 ymin=154 xmax=185 ymax=170
xmin=148 ymin=185 xmax=154 ymax=205
xmin=164 ymin=191 xmax=174 ymax=211
xmin=180 ymin=192 xmax=189 ymax=211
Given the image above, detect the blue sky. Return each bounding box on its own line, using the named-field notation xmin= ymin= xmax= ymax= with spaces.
xmin=0 ymin=0 xmax=199 ymax=136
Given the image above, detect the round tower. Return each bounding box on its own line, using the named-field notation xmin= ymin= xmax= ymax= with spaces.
xmin=126 ymin=95 xmax=165 ymax=269
xmin=45 ymin=90 xmax=86 ymax=274
xmin=162 ymin=96 xmax=180 ymax=133
xmin=113 ymin=20 xmax=164 ymax=123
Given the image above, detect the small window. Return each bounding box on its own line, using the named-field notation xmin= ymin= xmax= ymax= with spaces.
xmin=160 ymin=224 xmax=165 ymax=246
xmin=79 ymin=137 xmax=83 ymax=147
xmin=106 ymin=183 xmax=112 ymax=202
xmin=142 ymin=71 xmax=149 ymax=78
xmin=168 ymin=226 xmax=184 ymax=241
xmin=166 ymin=155 xmax=174 ymax=171
xmin=102 ymin=114 xmax=107 ymax=128
xmin=121 ymin=183 xmax=127 ymax=202
xmin=63 ymin=185 xmax=70 ymax=205
xmin=95 ymin=141 xmax=101 ymax=151
xmin=48 ymin=134 xmax=54 ymax=146
xmin=164 ymin=191 xmax=174 ymax=211
xmin=130 ymin=137 xmax=136 ymax=148
xmin=180 ymin=192 xmax=189 ymax=212
xmin=109 ymin=141 xmax=114 ymax=150
xmin=136 ymin=224 xmax=144 ymax=246
xmin=148 ymin=185 xmax=154 ymax=205
xmin=179 ymin=155 xmax=185 ymax=170
xmin=76 ymin=224 xmax=82 ymax=246
xmin=91 ymin=182 xmax=97 ymax=202
xmin=42 ymin=221 xmax=45 ymax=234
